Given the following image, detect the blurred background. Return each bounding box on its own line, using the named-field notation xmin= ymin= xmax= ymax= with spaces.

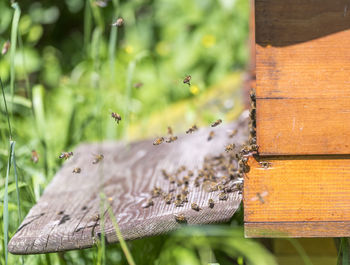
xmin=0 ymin=0 xmax=338 ymax=264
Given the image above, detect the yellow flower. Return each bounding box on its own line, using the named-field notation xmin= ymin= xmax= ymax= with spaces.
xmin=201 ymin=34 xmax=216 ymax=48
xmin=155 ymin=41 xmax=170 ymax=56
xmin=190 ymin=84 xmax=199 ymax=95
xmin=124 ymin=45 xmax=134 ymax=54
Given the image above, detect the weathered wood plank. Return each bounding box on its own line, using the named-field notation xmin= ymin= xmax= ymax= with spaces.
xmin=255 ymin=0 xmax=350 ymax=155
xmin=8 ymin=113 xmax=248 ymax=254
xmin=256 ymin=98 xmax=350 ymax=155
xmin=244 ymin=155 xmax=350 ymax=236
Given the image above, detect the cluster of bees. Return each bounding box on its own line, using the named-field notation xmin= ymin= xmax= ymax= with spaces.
xmin=146 ymin=119 xmax=251 ymax=223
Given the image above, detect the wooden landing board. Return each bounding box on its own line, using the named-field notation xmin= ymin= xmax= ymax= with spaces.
xmin=255 ymin=0 xmax=350 ymax=155
xmin=8 ymin=113 xmax=248 ymax=254
xmin=244 ymin=155 xmax=350 ymax=237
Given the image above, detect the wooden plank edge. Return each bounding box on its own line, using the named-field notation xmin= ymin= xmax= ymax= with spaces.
xmin=245 ymin=222 xmax=350 ymax=238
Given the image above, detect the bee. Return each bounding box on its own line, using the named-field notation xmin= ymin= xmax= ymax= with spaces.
xmin=259 ymin=161 xmax=271 ymax=169
xmin=250 ymin=144 xmax=259 ymax=152
xmin=59 ymin=151 xmax=73 ymax=160
xmin=181 ymin=194 xmax=188 ymax=203
xmin=183 ymin=176 xmax=190 ymax=185
xmin=251 ymin=191 xmax=268 ymax=204
xmin=176 ymin=179 xmax=183 ymax=186
xmin=142 ymin=198 xmax=154 ymax=208
xmin=164 ymin=194 xmax=173 ymax=204
xmin=208 ymin=199 xmax=215 ymax=208
xmin=161 ymin=169 xmax=170 ymax=179
xmin=250 ymin=90 xmax=256 ymax=101
xmin=31 ymin=150 xmax=39 ymax=163
xmin=187 ymin=170 xmax=194 ymax=177
xmin=166 ymin=136 xmax=178 ymax=143
xmin=112 ymin=17 xmax=124 ymax=27
xmin=219 ymin=192 xmax=228 ymax=201
xmin=72 ymin=167 xmax=81 ymax=174
xmin=207 ymin=131 xmax=215 ymax=141
xmin=194 ymin=178 xmax=200 ymax=187
xmin=191 ymin=203 xmax=201 ymax=211
xmin=186 ymin=125 xmax=198 ymax=134
xmin=181 ymin=187 xmax=189 ymax=195
xmin=225 ymin=144 xmax=235 ymax=152
xmin=228 ymin=129 xmax=238 ymax=138
xmin=92 ymin=154 xmax=104 ymax=164
xmin=174 ymin=199 xmax=184 ymax=207
xmin=169 ymin=176 xmax=175 ymax=184
xmin=133 ymin=82 xmax=143 ymax=89
xmin=211 ymin=119 xmax=222 ymax=127
xmin=151 ymin=186 xmax=162 ymax=198
xmin=91 ymin=214 xmax=100 ymax=222
xmin=183 ymin=75 xmax=191 ymax=86
xmin=174 ymin=213 xmax=187 ymax=223
xmin=111 ymin=112 xmax=122 ymax=123
xmin=1 ymin=41 xmax=10 ymax=55
xmin=167 ymin=126 xmax=173 ymax=135
xmin=153 ymin=137 xmax=164 ymax=145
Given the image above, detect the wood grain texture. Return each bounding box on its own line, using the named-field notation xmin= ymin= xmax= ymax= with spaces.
xmin=8 ymin=113 xmax=248 ymax=254
xmin=244 ymin=155 xmax=350 ymax=237
xmin=255 ymin=0 xmax=350 ymax=155
xmin=256 ymin=98 xmax=350 ymax=155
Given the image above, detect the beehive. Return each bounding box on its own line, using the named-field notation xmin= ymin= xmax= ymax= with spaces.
xmin=244 ymin=0 xmax=350 ymax=237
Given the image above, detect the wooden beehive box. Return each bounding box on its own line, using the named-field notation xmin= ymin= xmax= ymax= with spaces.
xmin=244 ymin=0 xmax=350 ymax=237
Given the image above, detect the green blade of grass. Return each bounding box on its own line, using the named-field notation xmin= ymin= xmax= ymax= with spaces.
xmin=11 ymin=142 xmax=22 ymax=223
xmin=108 ymin=0 xmax=120 ymax=80
xmin=84 ymin=0 xmax=92 ymax=57
xmin=107 ymin=205 xmax=136 ymax=265
xmin=341 ymin=238 xmax=349 ymax=265
xmin=0 ymin=77 xmax=12 ymax=139
xmin=10 ymin=2 xmax=21 ymax=116
xmin=286 ymin=239 xmax=313 ymax=265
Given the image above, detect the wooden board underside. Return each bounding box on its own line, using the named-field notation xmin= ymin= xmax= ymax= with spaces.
xmin=244 ymin=156 xmax=350 ymax=237
xmin=8 ymin=113 xmax=248 ymax=254
xmin=255 ymin=0 xmax=350 ymax=155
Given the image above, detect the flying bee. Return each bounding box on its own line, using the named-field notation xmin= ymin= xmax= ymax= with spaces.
xmin=167 ymin=126 xmax=173 ymax=135
xmin=208 ymin=198 xmax=215 ymax=208
xmin=111 ymin=112 xmax=122 ymax=123
xmin=186 ymin=125 xmax=198 ymax=134
xmin=31 ymin=150 xmax=39 ymax=163
xmin=59 ymin=151 xmax=73 ymax=160
xmin=259 ymin=161 xmax=271 ymax=169
xmin=142 ymin=198 xmax=154 ymax=208
xmin=111 ymin=17 xmax=124 ymax=27
xmin=191 ymin=203 xmax=201 ymax=211
xmin=251 ymin=191 xmax=268 ymax=204
xmin=72 ymin=167 xmax=81 ymax=174
xmin=211 ymin=119 xmax=222 ymax=127
xmin=207 ymin=131 xmax=215 ymax=141
xmin=219 ymin=192 xmax=228 ymax=201
xmin=166 ymin=136 xmax=178 ymax=143
xmin=1 ymin=41 xmax=10 ymax=55
xmin=183 ymin=75 xmax=191 ymax=86
xmin=153 ymin=137 xmax=164 ymax=145
xmin=174 ymin=213 xmax=187 ymax=223
xmin=92 ymin=154 xmax=104 ymax=164
xmin=225 ymin=144 xmax=235 ymax=152
xmin=228 ymin=129 xmax=238 ymax=138
xmin=133 ymin=82 xmax=143 ymax=89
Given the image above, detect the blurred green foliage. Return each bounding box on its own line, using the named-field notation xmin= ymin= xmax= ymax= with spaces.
xmin=0 ymin=0 xmax=278 ymax=264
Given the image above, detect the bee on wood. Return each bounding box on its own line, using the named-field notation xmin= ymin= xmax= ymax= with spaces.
xmin=207 ymin=131 xmax=215 ymax=141
xmin=250 ymin=144 xmax=259 ymax=152
xmin=259 ymin=161 xmax=271 ymax=169
xmin=228 ymin=129 xmax=238 ymax=138
xmin=72 ymin=167 xmax=81 ymax=174
xmin=142 ymin=198 xmax=154 ymax=208
xmin=174 ymin=199 xmax=184 ymax=207
xmin=225 ymin=144 xmax=235 ymax=152
xmin=250 ymin=90 xmax=256 ymax=101
xmin=133 ymin=82 xmax=143 ymax=89
xmin=111 ymin=112 xmax=122 ymax=123
xmin=169 ymin=176 xmax=175 ymax=184
xmin=183 ymin=176 xmax=190 ymax=185
xmin=91 ymin=214 xmax=100 ymax=222
xmin=31 ymin=150 xmax=39 ymax=163
xmin=174 ymin=213 xmax=187 ymax=223
xmin=211 ymin=119 xmax=222 ymax=127
xmin=151 ymin=186 xmax=162 ymax=198
xmin=191 ymin=203 xmax=201 ymax=211
xmin=219 ymin=192 xmax=228 ymax=201
xmin=208 ymin=199 xmax=215 ymax=208
xmin=112 ymin=17 xmax=124 ymax=27
xmin=153 ymin=137 xmax=164 ymax=145
xmin=194 ymin=178 xmax=200 ymax=187
xmin=92 ymin=154 xmax=104 ymax=164
xmin=183 ymin=75 xmax=191 ymax=86
xmin=166 ymin=136 xmax=178 ymax=143
xmin=180 ymin=194 xmax=188 ymax=203
xmin=181 ymin=187 xmax=189 ymax=195
xmin=161 ymin=169 xmax=170 ymax=179
xmin=164 ymin=194 xmax=173 ymax=204
xmin=59 ymin=151 xmax=73 ymax=160
xmin=176 ymin=179 xmax=183 ymax=186
xmin=186 ymin=125 xmax=198 ymax=134
xmin=1 ymin=41 xmax=10 ymax=55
